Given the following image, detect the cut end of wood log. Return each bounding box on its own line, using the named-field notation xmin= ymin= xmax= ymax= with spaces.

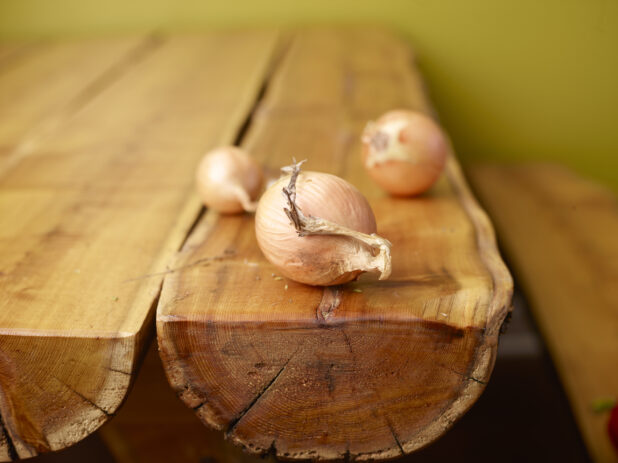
xmin=0 ymin=333 xmax=138 ymax=460
xmin=158 ymin=317 xmax=495 ymax=460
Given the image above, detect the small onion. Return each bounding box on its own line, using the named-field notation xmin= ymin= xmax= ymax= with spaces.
xmin=361 ymin=109 xmax=450 ymax=196
xmin=195 ymin=146 xmax=262 ymax=214
xmin=255 ymin=161 xmax=391 ymax=286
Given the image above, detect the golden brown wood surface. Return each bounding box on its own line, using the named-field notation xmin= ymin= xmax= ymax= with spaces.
xmin=157 ymin=29 xmax=512 ymax=460
xmin=0 ymin=37 xmax=153 ymax=171
xmin=0 ymin=31 xmax=279 ymax=460
xmin=469 ymin=164 xmax=618 ymax=463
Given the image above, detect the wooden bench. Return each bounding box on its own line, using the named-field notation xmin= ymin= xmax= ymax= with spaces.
xmin=0 ymin=29 xmax=512 ymax=460
xmin=469 ymin=164 xmax=618 ymax=463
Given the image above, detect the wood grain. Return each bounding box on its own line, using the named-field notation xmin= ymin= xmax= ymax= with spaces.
xmin=0 ymin=37 xmax=155 ymax=171
xmin=157 ymin=28 xmax=512 ymax=460
xmin=99 ymin=340 xmax=271 ymax=463
xmin=469 ymin=163 xmax=618 ymax=463
xmin=0 ymin=31 xmax=279 ymax=460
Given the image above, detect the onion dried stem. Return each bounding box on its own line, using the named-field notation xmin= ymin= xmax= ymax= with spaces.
xmin=362 ymin=120 xmax=413 ymax=168
xmin=280 ymin=160 xmax=392 ymax=280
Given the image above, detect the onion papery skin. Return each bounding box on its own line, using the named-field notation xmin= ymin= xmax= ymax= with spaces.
xmin=255 ymin=171 xmax=378 ymax=286
xmin=195 ymin=146 xmax=262 ymax=214
xmin=362 ymin=110 xmax=449 ymax=196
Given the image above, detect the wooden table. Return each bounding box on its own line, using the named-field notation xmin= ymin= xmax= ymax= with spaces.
xmin=0 ymin=29 xmax=512 ymax=460
xmin=469 ymin=164 xmax=618 ymax=463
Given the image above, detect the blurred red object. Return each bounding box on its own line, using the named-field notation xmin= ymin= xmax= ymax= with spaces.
xmin=609 ymin=405 xmax=618 ymax=453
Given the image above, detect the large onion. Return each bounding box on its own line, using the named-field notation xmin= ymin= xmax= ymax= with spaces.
xmin=255 ymin=162 xmax=391 ymax=286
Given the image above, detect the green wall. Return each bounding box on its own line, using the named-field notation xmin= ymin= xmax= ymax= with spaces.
xmin=1 ymin=0 xmax=617 ymax=189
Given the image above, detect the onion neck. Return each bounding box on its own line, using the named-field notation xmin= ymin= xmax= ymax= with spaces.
xmin=230 ymin=183 xmax=258 ymax=212
xmin=363 ymin=119 xmax=414 ymax=167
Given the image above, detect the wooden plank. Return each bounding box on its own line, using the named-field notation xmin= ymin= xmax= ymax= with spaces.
xmin=0 ymin=31 xmax=280 ymax=460
xmin=468 ymin=163 xmax=618 ymax=463
xmin=157 ymin=28 xmax=512 ymax=460
xmin=0 ymin=37 xmax=156 ymax=170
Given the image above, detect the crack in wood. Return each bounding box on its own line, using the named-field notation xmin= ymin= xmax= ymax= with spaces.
xmin=124 ymin=253 xmax=235 ymax=283
xmin=340 ymin=328 xmax=353 ymax=354
xmin=159 ymin=40 xmax=292 ymax=452
xmin=135 ymin=63 xmax=276 ymax=328
xmin=67 ymin=385 xmax=112 ymax=417
xmin=65 ymin=34 xmax=164 ymax=117
xmin=266 ymin=439 xmax=277 ymax=459
xmin=500 ymin=309 xmax=513 ymax=334
xmin=156 ymin=29 xmax=283 ymax=310
xmin=50 ymin=375 xmax=112 ymax=417
xmin=174 ymin=26 xmax=282 ymax=259
xmin=465 ymin=375 xmax=487 ymax=385
xmin=386 ymin=420 xmax=405 ymax=456
xmin=178 ymin=206 xmax=206 ymax=251
xmin=0 ymin=410 xmax=19 ymax=461
xmin=104 ymin=366 xmax=132 ymax=376
xmin=232 ymin=75 xmax=271 ymax=147
xmin=0 ymin=34 xmax=164 ymax=177
xmin=438 ymin=363 xmax=487 ymax=385
xmin=192 ymin=402 xmax=206 ymax=412
xmin=225 ymin=357 xmax=292 ymax=437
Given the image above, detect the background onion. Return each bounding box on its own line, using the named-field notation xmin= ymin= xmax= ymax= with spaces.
xmin=195 ymin=146 xmax=262 ymax=214
xmin=361 ymin=110 xmax=450 ymax=196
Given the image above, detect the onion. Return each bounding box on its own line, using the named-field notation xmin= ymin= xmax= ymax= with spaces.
xmin=361 ymin=109 xmax=450 ymax=196
xmin=195 ymin=146 xmax=262 ymax=214
xmin=255 ymin=161 xmax=391 ymax=286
